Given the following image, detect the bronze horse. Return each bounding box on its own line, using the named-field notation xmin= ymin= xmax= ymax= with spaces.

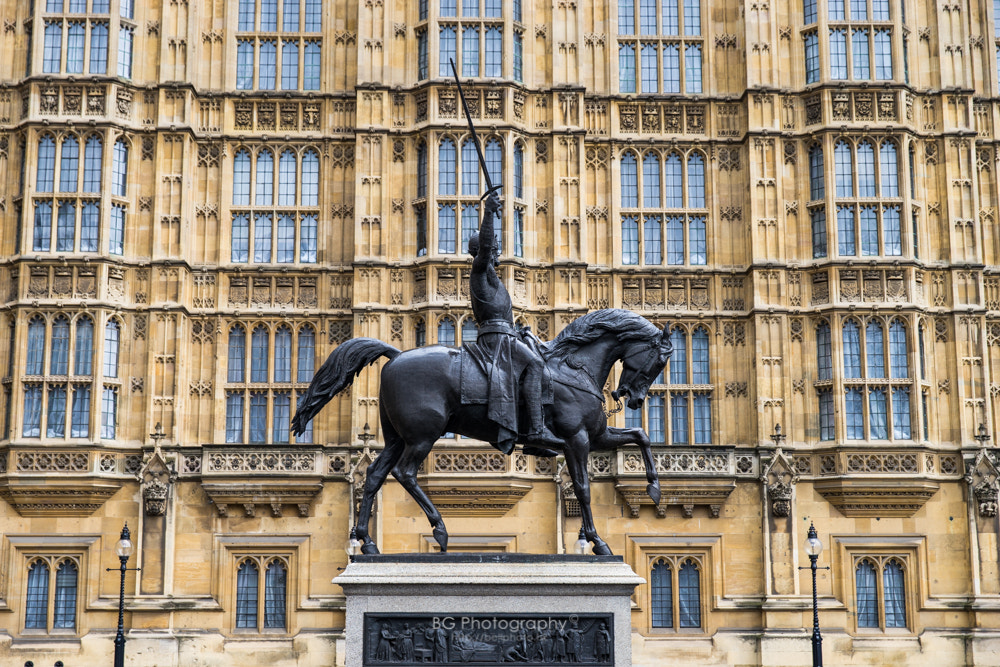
xmin=292 ymin=308 xmax=671 ymax=555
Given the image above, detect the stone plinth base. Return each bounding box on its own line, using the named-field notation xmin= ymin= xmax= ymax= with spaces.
xmin=334 ymin=553 xmax=643 ymax=667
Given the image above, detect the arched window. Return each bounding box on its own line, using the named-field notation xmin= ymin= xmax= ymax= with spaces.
xmin=643 ymin=154 xmax=661 ymax=208
xmin=809 ymin=144 xmax=825 ymax=201
xmin=669 ymin=328 xmax=687 ymax=384
xmin=650 ymin=561 xmax=673 ymax=628
xmin=461 ymin=27 xmax=479 ymax=75
xmin=232 ymin=214 xmax=250 ymax=263
xmin=51 ymin=316 xmax=70 ymax=375
xmin=83 ymin=136 xmax=103 ymax=193
xmin=274 ymin=326 xmax=292 ymax=383
xmin=817 ymin=322 xmax=832 ymax=380
xmin=55 ymin=201 xmax=75 ymax=252
xmin=25 ymin=561 xmax=49 ymax=629
xmin=297 ymin=326 xmax=315 ymax=383
xmin=843 ymin=320 xmax=861 ymax=378
xmin=277 ymin=214 xmax=295 ymax=263
xmin=664 ymin=153 xmax=682 ymax=208
xmin=889 ymin=321 xmax=908 ymax=379
xmin=417 ymin=142 xmax=428 ymax=198
xmin=461 ymin=318 xmax=478 ymax=344
xmin=513 ymin=143 xmax=524 ymax=199
xmin=278 ymin=150 xmax=297 ymax=206
xmin=75 ymin=316 xmax=93 ymax=376
xmin=112 ymin=139 xmax=128 ymax=197
xmin=33 ymin=202 xmax=53 ymax=252
xmin=692 ymin=327 xmax=709 ymax=384
xmin=883 ymin=560 xmax=906 ymax=628
xmin=621 ymin=152 xmax=638 ymax=207
xmin=273 ymin=392 xmax=291 ymax=443
xmin=880 ymin=141 xmax=898 ymax=197
xmin=687 ymin=153 xmax=705 ymax=208
xmin=855 ymin=560 xmax=878 ymax=628
xmin=37 ymin=136 xmax=56 ymax=193
xmin=461 ymin=140 xmax=478 ymax=196
xmin=618 ymin=43 xmax=636 ymax=92
xmin=103 ymin=320 xmax=120 ymax=378
xmin=678 ymin=559 xmax=701 ymax=628
xmin=256 ymin=150 xmax=274 ymax=205
xmin=484 ymin=139 xmax=502 ymax=191
xmin=438 ymin=318 xmax=456 ymax=346
xmin=415 ymin=320 xmax=427 ymax=348
xmin=439 ymin=26 xmax=457 ymax=76
xmin=264 ymin=561 xmax=287 ymax=629
xmin=100 ymin=386 xmax=117 ymax=439
xmin=301 ymin=150 xmax=319 ymax=206
xmin=54 ymin=561 xmax=78 ymax=629
xmin=23 ymin=384 xmax=42 ymax=437
xmin=26 ymin=317 xmax=46 ymax=376
xmin=47 ymin=384 xmax=66 ymax=437
xmin=485 ymin=27 xmax=502 ymax=76
xmin=857 ymin=141 xmax=876 ymax=197
xmin=281 ymin=41 xmax=299 ymax=89
xmin=439 ymin=138 xmax=457 ymax=196
xmin=43 ymin=22 xmax=62 ymax=73
xmin=71 ymin=383 xmax=90 ymax=438
xmin=254 ymin=213 xmax=273 ymax=262
xmin=249 ymin=391 xmax=267 ymax=443
xmin=236 ymin=560 xmax=260 ymax=628
xmin=866 ymin=321 xmax=885 ymax=378
xmin=251 ymin=326 xmax=269 ymax=382
xmin=233 ymin=149 xmax=251 ymax=206
xmin=60 ymin=137 xmax=79 ymax=193
xmin=834 ymin=141 xmax=853 ymax=198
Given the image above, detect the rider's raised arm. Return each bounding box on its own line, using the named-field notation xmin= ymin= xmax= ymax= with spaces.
xmin=473 ymin=194 xmax=500 ymax=279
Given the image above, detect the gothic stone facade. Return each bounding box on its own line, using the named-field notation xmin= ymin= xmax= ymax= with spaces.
xmin=0 ymin=0 xmax=999 ymax=665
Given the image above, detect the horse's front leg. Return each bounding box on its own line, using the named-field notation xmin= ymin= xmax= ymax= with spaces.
xmin=592 ymin=427 xmax=660 ymax=505
xmin=564 ymin=430 xmax=612 ymax=556
xmin=391 ymin=439 xmax=449 ymax=552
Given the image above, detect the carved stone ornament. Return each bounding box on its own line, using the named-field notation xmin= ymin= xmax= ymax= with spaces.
xmin=762 ymin=449 xmax=797 ymax=517
xmin=966 ymin=448 xmax=1000 ymax=518
xmin=142 ymin=478 xmax=169 ymax=516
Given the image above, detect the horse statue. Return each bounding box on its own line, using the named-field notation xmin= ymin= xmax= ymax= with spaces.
xmin=292 ymin=308 xmax=671 ymax=556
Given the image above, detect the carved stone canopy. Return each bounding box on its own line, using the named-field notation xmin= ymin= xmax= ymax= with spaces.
xmin=0 ymin=477 xmax=122 ymax=517
xmin=761 ymin=448 xmax=797 ymax=518
xmin=421 ymin=480 xmax=532 ymax=517
xmin=616 ymin=479 xmax=736 ymax=519
xmin=199 ymin=447 xmax=326 ymax=517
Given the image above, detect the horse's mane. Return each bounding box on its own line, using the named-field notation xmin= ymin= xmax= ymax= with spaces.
xmin=543 ymin=308 xmax=662 ymax=358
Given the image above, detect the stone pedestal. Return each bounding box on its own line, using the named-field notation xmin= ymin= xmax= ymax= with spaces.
xmin=334 ymin=554 xmax=643 ymax=667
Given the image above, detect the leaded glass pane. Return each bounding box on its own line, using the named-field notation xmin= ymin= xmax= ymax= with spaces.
xmin=236 ymin=561 xmax=259 ymax=628
xmin=38 ymin=137 xmax=56 ymax=193
xmin=678 ymin=560 xmax=701 ymax=627
xmin=264 ymin=561 xmax=287 ymax=628
xmin=684 ymin=43 xmax=701 ymax=93
xmin=830 ymin=29 xmax=848 ymax=79
xmin=665 ymin=153 xmax=682 ymax=206
xmin=843 ymin=321 xmax=861 ymax=378
xmin=440 ymin=26 xmax=456 ymax=77
xmin=103 ymin=320 xmax=119 ymax=378
xmin=249 ymin=392 xmax=267 ymax=443
xmin=112 ymin=140 xmax=128 ymax=197
xmin=837 ymin=205 xmax=856 ymax=256
xmin=462 ymin=27 xmax=479 ymax=77
xmin=835 ymin=142 xmax=853 ymax=197
xmin=51 ymin=317 xmax=69 ymax=375
xmin=277 ymin=214 xmax=295 ymax=263
xmin=278 ymin=151 xmax=296 ymax=206
xmin=254 ymin=213 xmax=273 ymax=263
xmin=644 ymin=216 xmax=661 ymax=265
xmin=663 ymin=43 xmax=680 ymax=93
xmin=892 ymin=388 xmax=911 ymax=439
xmin=251 ymin=327 xmax=269 ymax=382
xmin=75 ymin=317 xmax=93 ymax=375
xmin=669 ymin=329 xmax=687 ymax=384
xmin=693 ymin=394 xmax=710 ymax=444
xmin=438 ymin=203 xmax=456 ymax=254
xmin=622 ymin=216 xmax=639 ymax=265
xmin=883 ymin=206 xmax=901 ymax=256
xmin=651 ymin=562 xmax=673 ymax=628
xmin=845 ymin=388 xmax=864 ymax=439
xmin=297 ymin=327 xmax=315 ymax=382
xmin=53 ymin=561 xmax=77 ymax=629
xmin=809 ymin=145 xmax=824 ymax=200
xmin=56 ymin=202 xmax=75 ymax=252
xmin=671 ymin=392 xmax=688 ymax=444
xmin=817 ymin=323 xmax=832 ymax=380
xmin=641 ymin=43 xmax=658 ymax=92
xmin=60 ymin=137 xmax=79 ymax=193
xmin=281 ymin=40 xmax=299 ymax=89
xmin=619 ymin=44 xmax=636 ymax=93
xmin=666 ymin=216 xmax=683 ymax=265
xmin=439 ymin=139 xmax=456 ymax=195
xmin=226 ymin=392 xmax=244 ymax=443
xmin=856 ymin=561 xmax=878 ymax=627
xmin=621 ymin=153 xmax=638 ymax=207
xmin=300 ymin=214 xmax=317 ymax=263
xmin=869 ymin=388 xmax=888 ymax=439
xmin=860 ymin=206 xmax=878 ymax=256
xmin=23 ymin=385 xmax=42 ymax=437
xmin=273 ymin=392 xmax=290 ymax=443
xmin=819 ymin=389 xmax=834 ymax=440
xmin=884 ymin=562 xmax=907 ymax=627
xmin=25 ymin=561 xmax=49 ymax=629
xmin=100 ymin=386 xmax=116 ymax=439
xmin=811 ymin=208 xmax=827 ymax=258
xmin=47 ymin=386 xmax=66 ymax=437
xmin=274 ymin=326 xmax=292 ymax=382
xmin=232 ymin=214 xmax=250 ymax=263
xmin=648 ymin=394 xmax=665 ymax=442
xmin=83 ymin=136 xmax=102 ymax=193
xmin=70 ymin=385 xmax=90 ymax=437
xmin=857 ymin=142 xmax=876 ymax=197
xmin=259 ymin=40 xmax=277 ymax=89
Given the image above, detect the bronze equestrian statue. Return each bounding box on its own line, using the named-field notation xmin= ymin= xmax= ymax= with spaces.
xmin=290 ymin=66 xmax=672 ymax=555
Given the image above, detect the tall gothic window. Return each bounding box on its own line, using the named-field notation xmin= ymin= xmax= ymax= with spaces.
xmin=231 ymin=147 xmax=320 ymax=264
xmin=856 ymin=557 xmax=907 ymax=630
xmin=236 ymin=557 xmax=288 ymax=632
xmin=831 ymin=139 xmax=903 ymax=257
xmin=436 ymin=134 xmax=509 ymax=256
xmin=40 ymin=0 xmax=110 ymax=75
xmin=22 ymin=314 xmax=97 ymax=439
xmin=235 ymin=0 xmax=321 ymax=90
xmin=618 ymin=0 xmax=702 ymax=93
xmin=226 ymin=323 xmax=315 ymax=444
xmin=620 ymin=150 xmax=707 ymax=266
xmin=650 ymin=556 xmax=703 ymax=630
xmin=25 ymin=557 xmax=79 ymax=632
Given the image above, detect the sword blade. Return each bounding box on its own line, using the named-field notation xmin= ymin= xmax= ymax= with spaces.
xmin=450 ymin=58 xmax=494 ymax=194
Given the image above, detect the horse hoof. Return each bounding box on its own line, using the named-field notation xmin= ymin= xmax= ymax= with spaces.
xmin=361 ymin=542 xmax=381 ymax=555
xmin=592 ymin=542 xmax=613 ymax=556
xmin=433 ymin=525 xmax=449 ymax=553
xmin=646 ymin=482 xmax=661 ymax=506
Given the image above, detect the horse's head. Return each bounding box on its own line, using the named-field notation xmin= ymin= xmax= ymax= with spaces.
xmin=612 ymin=326 xmax=673 ymax=410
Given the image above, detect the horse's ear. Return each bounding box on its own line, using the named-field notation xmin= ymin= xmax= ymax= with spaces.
xmin=660 ymin=326 xmax=671 ymax=345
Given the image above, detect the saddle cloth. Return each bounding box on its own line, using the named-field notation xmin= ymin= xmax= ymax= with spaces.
xmin=459 ymin=344 xmax=554 ymax=408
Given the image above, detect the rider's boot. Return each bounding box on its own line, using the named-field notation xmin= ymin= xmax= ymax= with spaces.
xmin=523 ymin=366 xmax=563 ymax=448
xmin=522 ymin=445 xmax=560 ymax=458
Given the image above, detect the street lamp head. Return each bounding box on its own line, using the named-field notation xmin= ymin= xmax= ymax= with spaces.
xmin=804 ymin=522 xmax=823 ymax=557
xmin=573 ymin=528 xmax=588 ymax=555
xmin=115 ymin=523 xmax=134 ymax=559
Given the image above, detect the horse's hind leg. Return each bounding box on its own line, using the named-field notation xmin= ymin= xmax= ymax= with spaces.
xmin=391 ymin=439 xmax=448 ymax=552
xmin=564 ymin=430 xmax=612 ymax=556
xmin=354 ymin=416 xmax=406 ymax=554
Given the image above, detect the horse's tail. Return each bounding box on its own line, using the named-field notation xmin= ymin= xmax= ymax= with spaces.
xmin=291 ymin=338 xmax=401 ymax=435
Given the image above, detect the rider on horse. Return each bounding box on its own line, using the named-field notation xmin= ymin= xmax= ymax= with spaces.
xmin=467 ymin=192 xmax=562 ymax=455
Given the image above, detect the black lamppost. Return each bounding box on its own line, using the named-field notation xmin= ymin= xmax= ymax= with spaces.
xmin=106 ymin=523 xmax=140 ymax=667
xmin=799 ymin=523 xmax=829 ymax=667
